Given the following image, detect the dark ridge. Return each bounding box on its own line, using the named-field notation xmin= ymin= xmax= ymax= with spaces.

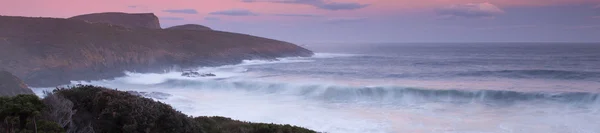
xmin=0 ymin=14 xmax=313 ymax=87
xmin=69 ymin=12 xmax=161 ymax=29
xmin=167 ymin=24 xmax=212 ymax=31
xmin=0 ymin=71 xmax=34 ymax=96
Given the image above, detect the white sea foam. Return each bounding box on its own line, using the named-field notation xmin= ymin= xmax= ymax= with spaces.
xmin=31 ymin=53 xmax=600 ymax=133
xmin=239 ymin=58 xmax=314 ymax=66
xmin=312 ymin=53 xmax=360 ymax=58
xmin=46 ymin=73 xmax=600 ymax=133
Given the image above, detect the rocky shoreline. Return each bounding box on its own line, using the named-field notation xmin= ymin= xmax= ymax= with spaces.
xmin=0 ymin=12 xmax=317 ymax=133
xmin=0 ymin=12 xmax=313 ymax=87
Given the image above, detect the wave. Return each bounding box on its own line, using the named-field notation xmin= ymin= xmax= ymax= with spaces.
xmin=239 ymin=58 xmax=314 ymax=66
xmin=457 ymin=69 xmax=600 ymax=80
xmin=148 ymin=79 xmax=600 ymax=106
xmin=312 ymin=53 xmax=361 ymax=58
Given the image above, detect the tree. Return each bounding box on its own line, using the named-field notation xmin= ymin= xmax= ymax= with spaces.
xmin=0 ymin=95 xmax=45 ymax=132
xmin=41 ymin=91 xmax=75 ymax=128
xmin=1 ymin=94 xmax=64 ymax=133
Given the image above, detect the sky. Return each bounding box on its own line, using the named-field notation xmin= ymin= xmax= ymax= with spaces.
xmin=1 ymin=0 xmax=600 ymax=43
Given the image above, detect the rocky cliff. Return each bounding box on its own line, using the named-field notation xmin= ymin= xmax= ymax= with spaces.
xmin=69 ymin=12 xmax=161 ymax=29
xmin=167 ymin=24 xmax=212 ymax=31
xmin=0 ymin=71 xmax=34 ymax=96
xmin=0 ymin=13 xmax=313 ymax=87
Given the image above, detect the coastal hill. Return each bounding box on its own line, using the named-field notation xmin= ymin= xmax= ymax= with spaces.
xmin=0 ymin=13 xmax=313 ymax=87
xmin=167 ymin=24 xmax=213 ymax=31
xmin=69 ymin=12 xmax=161 ymax=29
xmin=0 ymin=85 xmax=316 ymax=132
xmin=0 ymin=71 xmax=34 ymax=96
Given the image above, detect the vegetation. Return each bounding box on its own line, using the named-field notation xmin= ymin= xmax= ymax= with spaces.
xmin=1 ymin=85 xmax=316 ymax=133
xmin=194 ymin=116 xmax=315 ymax=133
xmin=0 ymin=94 xmax=64 ymax=133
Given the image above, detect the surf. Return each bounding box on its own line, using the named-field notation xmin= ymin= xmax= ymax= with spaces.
xmin=31 ymin=52 xmax=600 ymax=133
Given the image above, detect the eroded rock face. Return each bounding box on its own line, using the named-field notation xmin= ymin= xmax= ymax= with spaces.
xmin=69 ymin=12 xmax=161 ymax=29
xmin=0 ymin=71 xmax=34 ymax=96
xmin=0 ymin=14 xmax=313 ymax=87
xmin=167 ymin=24 xmax=212 ymax=31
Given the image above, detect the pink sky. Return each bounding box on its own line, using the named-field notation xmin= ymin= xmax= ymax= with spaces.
xmin=1 ymin=0 xmax=599 ymax=43
xmin=1 ymin=0 xmax=597 ymax=18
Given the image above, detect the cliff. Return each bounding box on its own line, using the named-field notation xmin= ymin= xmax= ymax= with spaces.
xmin=167 ymin=24 xmax=212 ymax=31
xmin=69 ymin=12 xmax=161 ymax=29
xmin=0 ymin=14 xmax=313 ymax=87
xmin=0 ymin=71 xmax=34 ymax=96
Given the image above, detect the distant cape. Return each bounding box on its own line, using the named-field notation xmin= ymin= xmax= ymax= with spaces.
xmin=69 ymin=12 xmax=161 ymax=29
xmin=0 ymin=12 xmax=313 ymax=87
xmin=167 ymin=24 xmax=212 ymax=31
xmin=0 ymin=71 xmax=34 ymax=96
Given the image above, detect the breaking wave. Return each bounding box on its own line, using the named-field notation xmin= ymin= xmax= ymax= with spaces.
xmin=146 ymin=79 xmax=600 ymax=106
xmin=457 ymin=69 xmax=600 ymax=80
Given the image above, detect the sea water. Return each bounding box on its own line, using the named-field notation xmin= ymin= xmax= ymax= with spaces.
xmin=35 ymin=43 xmax=600 ymax=133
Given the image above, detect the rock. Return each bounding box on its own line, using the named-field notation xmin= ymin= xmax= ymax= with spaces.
xmin=201 ymin=73 xmax=216 ymax=77
xmin=181 ymin=71 xmax=201 ymax=77
xmin=126 ymin=91 xmax=172 ymax=100
xmin=167 ymin=24 xmax=212 ymax=31
xmin=181 ymin=71 xmax=216 ymax=77
xmin=0 ymin=71 xmax=34 ymax=96
xmin=69 ymin=12 xmax=161 ymax=29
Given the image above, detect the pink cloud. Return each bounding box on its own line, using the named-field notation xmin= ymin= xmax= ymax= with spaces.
xmin=566 ymin=25 xmax=600 ymax=30
xmin=436 ymin=3 xmax=504 ymax=19
xmin=0 ymin=0 xmax=598 ymax=23
xmin=475 ymin=25 xmax=537 ymax=30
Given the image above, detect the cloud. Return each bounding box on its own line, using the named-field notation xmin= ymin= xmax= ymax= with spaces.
xmin=273 ymin=13 xmax=321 ymax=17
xmin=242 ymin=0 xmax=369 ymax=11
xmin=566 ymin=25 xmax=600 ymax=30
xmin=324 ymin=17 xmax=367 ymax=24
xmin=593 ymin=16 xmax=600 ymax=19
xmin=127 ymin=6 xmax=137 ymax=8
xmin=209 ymin=9 xmax=259 ymax=16
xmin=163 ymin=9 xmax=199 ymax=14
xmin=159 ymin=17 xmax=185 ymax=20
xmin=436 ymin=3 xmax=505 ymax=19
xmin=204 ymin=17 xmax=220 ymax=21
xmin=475 ymin=25 xmax=537 ymax=30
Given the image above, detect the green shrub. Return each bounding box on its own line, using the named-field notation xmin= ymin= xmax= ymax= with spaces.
xmin=194 ymin=116 xmax=316 ymax=133
xmin=54 ymin=85 xmax=202 ymax=133
xmin=0 ymin=94 xmax=63 ymax=133
xmin=1 ymin=85 xmax=317 ymax=133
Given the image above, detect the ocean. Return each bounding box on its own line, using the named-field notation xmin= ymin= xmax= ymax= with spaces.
xmin=35 ymin=43 xmax=600 ymax=133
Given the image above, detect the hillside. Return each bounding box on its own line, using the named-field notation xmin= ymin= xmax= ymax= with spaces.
xmin=0 ymin=85 xmax=316 ymax=133
xmin=0 ymin=14 xmax=313 ymax=87
xmin=167 ymin=24 xmax=213 ymax=31
xmin=0 ymin=71 xmax=34 ymax=96
xmin=69 ymin=12 xmax=161 ymax=29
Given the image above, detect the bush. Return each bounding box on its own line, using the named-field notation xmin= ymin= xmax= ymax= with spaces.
xmin=0 ymin=94 xmax=63 ymax=133
xmin=54 ymin=85 xmax=202 ymax=133
xmin=194 ymin=116 xmax=316 ymax=133
xmin=2 ymin=85 xmax=317 ymax=133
